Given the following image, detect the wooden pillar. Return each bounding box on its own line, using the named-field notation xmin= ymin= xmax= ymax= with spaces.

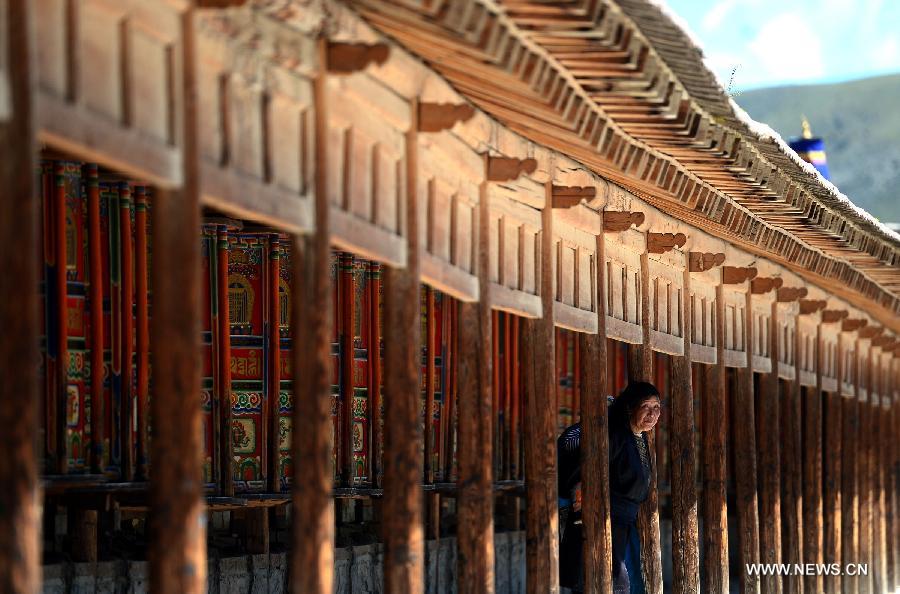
xmin=456 ymin=166 xmax=494 ymax=593
xmin=523 ymin=181 xmax=559 ymax=594
xmin=671 ymin=256 xmax=699 ymax=594
xmin=891 ymin=362 xmax=900 ymax=594
xmin=382 ymin=97 xmax=424 ymax=593
xmin=780 ymin=297 xmax=803 ymax=594
xmin=802 ymin=311 xmax=824 ymax=594
xmin=702 ymin=279 xmax=729 ymax=593
xmin=120 ymin=183 xmax=135 ymax=481
xmin=87 ymin=164 xmax=105 ymax=473
xmin=53 ymin=162 xmax=69 ymax=474
xmin=70 ymin=509 xmax=99 ymax=563
xmin=0 ymin=2 xmax=40 ymax=590
xmin=245 ymin=508 xmax=270 ymax=555
xmin=135 ymin=187 xmax=150 ymax=480
xmin=634 ymin=247 xmax=662 ymax=594
xmin=857 ymin=341 xmax=872 ymax=594
xmin=731 ymin=275 xmax=761 ymax=594
xmin=579 ymin=227 xmax=612 ymax=594
xmin=841 ymin=330 xmax=860 ymax=594
xmin=216 ymin=226 xmax=233 ymax=496
xmin=823 ymin=387 xmax=842 ymax=594
xmin=757 ymin=297 xmax=783 ymax=594
xmin=874 ymin=354 xmax=888 ymax=594
xmin=290 ymin=38 xmax=334 ymax=594
xmin=148 ymin=5 xmax=206 ymax=593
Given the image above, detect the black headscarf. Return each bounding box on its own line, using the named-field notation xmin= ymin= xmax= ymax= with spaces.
xmin=609 ymin=381 xmax=661 ymax=431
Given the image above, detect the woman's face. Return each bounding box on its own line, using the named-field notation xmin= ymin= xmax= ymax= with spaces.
xmin=630 ymin=397 xmax=662 ymax=433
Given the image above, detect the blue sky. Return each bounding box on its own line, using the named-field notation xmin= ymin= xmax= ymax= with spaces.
xmin=664 ymin=0 xmax=900 ymax=90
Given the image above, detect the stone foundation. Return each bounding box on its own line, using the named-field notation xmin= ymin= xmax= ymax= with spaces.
xmin=42 ymin=531 xmax=526 ymax=593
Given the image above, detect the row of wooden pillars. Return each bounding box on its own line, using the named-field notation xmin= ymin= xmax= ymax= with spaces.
xmin=2 ymin=4 xmax=899 ymax=594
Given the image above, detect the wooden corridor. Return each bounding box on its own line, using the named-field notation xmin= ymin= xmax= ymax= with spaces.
xmin=1 ymin=1 xmax=899 ymax=594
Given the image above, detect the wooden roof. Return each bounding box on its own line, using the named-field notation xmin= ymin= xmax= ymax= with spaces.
xmin=350 ymin=0 xmax=900 ymax=332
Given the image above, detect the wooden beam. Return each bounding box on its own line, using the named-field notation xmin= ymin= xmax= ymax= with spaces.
xmin=523 ymin=182 xmax=559 ymax=594
xmin=0 ymin=0 xmax=40 ymax=553
xmin=457 ymin=165 xmax=495 ymax=593
xmin=486 ymin=156 xmax=538 ymax=182
xmin=326 ymin=42 xmax=390 ymax=74
xmin=702 ymin=282 xmax=729 ymax=593
xmin=580 ymin=232 xmax=613 ymax=594
xmin=149 ymin=6 xmax=206 ymax=593
xmin=382 ymin=98 xmax=424 ymax=593
xmin=602 ymin=211 xmax=644 ymax=232
xmin=758 ymin=301 xmax=783 ymax=594
xmin=687 ymin=251 xmax=724 ymax=272
xmin=721 ymin=266 xmax=758 ymax=284
xmin=290 ymin=38 xmax=334 ymax=594
xmin=858 ymin=325 xmax=883 ymax=340
xmin=551 ymin=185 xmax=597 ymax=208
xmin=646 ymin=231 xmax=686 ymax=254
xmin=417 ymin=102 xmax=475 ymax=132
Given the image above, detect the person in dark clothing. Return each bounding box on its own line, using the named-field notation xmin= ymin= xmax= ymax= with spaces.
xmin=558 ymin=381 xmax=662 ymax=594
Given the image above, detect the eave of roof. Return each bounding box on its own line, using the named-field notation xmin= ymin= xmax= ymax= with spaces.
xmin=350 ymin=0 xmax=900 ymax=331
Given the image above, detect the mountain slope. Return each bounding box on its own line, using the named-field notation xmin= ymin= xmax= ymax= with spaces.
xmin=734 ymin=73 xmax=900 ymax=223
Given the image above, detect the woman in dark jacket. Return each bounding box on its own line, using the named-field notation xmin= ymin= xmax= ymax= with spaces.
xmin=558 ymin=381 xmax=662 ymax=594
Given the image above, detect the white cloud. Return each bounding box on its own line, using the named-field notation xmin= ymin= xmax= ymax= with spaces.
xmin=746 ymin=13 xmax=825 ymax=83
xmin=701 ymin=0 xmax=738 ymax=31
xmin=871 ymin=36 xmax=900 ymax=70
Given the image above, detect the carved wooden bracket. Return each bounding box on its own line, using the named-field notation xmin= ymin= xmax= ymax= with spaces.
xmin=486 ymin=156 xmax=538 ymax=182
xmin=603 ymin=211 xmax=644 ymax=232
xmin=688 ymin=252 xmax=725 ymax=272
xmin=841 ymin=318 xmax=868 ymax=332
xmin=821 ymin=310 xmax=848 ymax=324
xmin=776 ymin=287 xmax=808 ymax=303
xmin=418 ymin=103 xmax=475 ymax=133
xmin=721 ymin=266 xmax=758 ymax=284
xmin=551 ymin=185 xmax=597 ymax=208
xmin=798 ymin=299 xmax=827 ymax=315
xmin=750 ymin=277 xmax=783 ymax=294
xmin=858 ymin=325 xmax=884 ymax=340
xmin=327 ymin=42 xmax=390 ymax=74
xmin=871 ymin=336 xmax=895 ymax=349
xmin=646 ymin=232 xmax=686 ymax=254
xmin=197 ymin=0 xmax=248 ymax=6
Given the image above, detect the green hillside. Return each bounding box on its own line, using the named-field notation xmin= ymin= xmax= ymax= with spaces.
xmin=734 ymin=73 xmax=900 ymax=223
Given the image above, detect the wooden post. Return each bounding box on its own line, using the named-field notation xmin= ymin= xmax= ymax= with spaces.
xmin=857 ymin=342 xmax=872 ymax=594
xmin=148 ymin=5 xmax=206 ymax=593
xmin=120 ymin=183 xmax=135 ymax=481
xmin=671 ymin=257 xmax=699 ymax=594
xmin=135 ymin=187 xmax=150 ymax=480
xmin=0 ymin=2 xmax=40 ymax=590
xmin=823 ymin=385 xmax=842 ymax=594
xmin=579 ymin=227 xmax=612 ymax=594
xmin=245 ymin=508 xmax=270 ymax=555
xmin=339 ymin=252 xmax=355 ymax=486
xmin=841 ymin=331 xmax=859 ymax=594
xmin=803 ymin=317 xmax=824 ymax=594
xmin=53 ymin=162 xmax=69 ymax=475
xmin=70 ymin=509 xmax=99 ymax=563
xmin=382 ymin=97 xmax=424 ymax=593
xmin=455 ymin=154 xmax=494 ymax=594
xmin=757 ymin=299 xmax=783 ymax=594
xmin=370 ymin=263 xmax=383 ymax=487
xmin=634 ymin=247 xmax=663 ymax=594
xmin=523 ymin=181 xmax=560 ymax=594
xmin=87 ymin=164 xmax=105 ymax=473
xmin=290 ymin=37 xmax=334 ymax=594
xmin=874 ymin=354 xmax=888 ymax=594
xmin=781 ymin=305 xmax=803 ymax=594
xmin=216 ymin=226 xmax=233 ymax=496
xmin=735 ymin=287 xmax=761 ymax=594
xmin=268 ymin=236 xmax=282 ymax=493
xmin=702 ymin=280 xmax=729 ymax=593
